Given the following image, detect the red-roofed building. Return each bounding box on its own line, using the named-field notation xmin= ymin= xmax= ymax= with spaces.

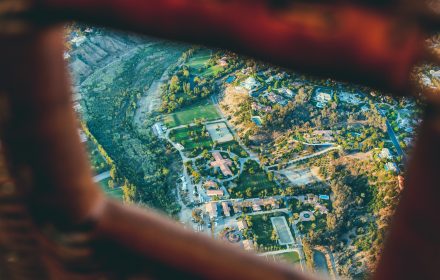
xmin=210 ymin=152 xmax=233 ymax=176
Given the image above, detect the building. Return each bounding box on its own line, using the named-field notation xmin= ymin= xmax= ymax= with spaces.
xmin=78 ymin=129 xmax=88 ymax=143
xmin=267 ymin=92 xmax=286 ymax=105
xmin=263 ymin=198 xmax=279 ymax=209
xmin=252 ymin=200 xmax=262 ymax=212
xmin=206 ymin=189 xmax=224 ymax=197
xmin=205 ymin=202 xmax=218 ymax=219
xmin=232 ymin=203 xmax=242 ymax=214
xmin=218 ymin=58 xmax=228 ymax=67
xmin=237 ymin=220 xmax=248 ymax=231
xmin=241 ymin=77 xmax=260 ymax=91
xmin=204 ymin=180 xmax=218 ymax=189
xmin=210 ymin=152 xmax=233 ymax=176
xmin=315 ymin=90 xmax=333 ymax=108
xmin=430 ymin=69 xmax=440 ymax=79
xmin=339 ymin=92 xmax=362 ymax=105
xmin=379 ymin=148 xmax=393 ymax=159
xmin=181 ymin=176 xmax=187 ymax=191
xmin=222 ymin=202 xmax=231 ymax=217
xmin=278 ymin=87 xmax=295 ymax=98
xmin=385 ymin=162 xmax=398 ymax=173
xmin=243 ymin=240 xmax=254 ymax=251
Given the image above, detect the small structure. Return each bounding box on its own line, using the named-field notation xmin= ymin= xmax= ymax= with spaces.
xmin=207 ymin=189 xmax=224 ymax=197
xmin=304 ymin=194 xmax=319 ymax=204
xmin=78 ymin=129 xmax=87 ymax=143
xmin=241 ymin=77 xmax=260 ymax=91
xmin=278 ymin=87 xmax=295 ymax=98
xmin=206 ymin=202 xmax=218 ymax=219
xmin=267 ymin=92 xmax=286 ymax=105
xmin=385 ymin=162 xmax=398 ymax=173
xmin=181 ymin=176 xmax=187 ymax=191
xmin=242 ymin=240 xmax=254 ymax=251
xmin=252 ymin=200 xmax=262 ymax=212
xmin=210 ymin=152 xmax=233 ymax=176
xmin=218 ymin=57 xmax=228 ymax=67
xmin=204 ymin=180 xmax=218 ymax=189
xmin=263 ymin=198 xmax=280 ymax=209
xmin=379 ymin=148 xmax=393 ymax=159
xmin=175 ymin=143 xmax=184 ymax=151
xmin=237 ymin=219 xmax=248 ymax=231
xmin=222 ymin=202 xmax=231 ymax=217
xmin=339 ymin=92 xmax=362 ymax=105
xmin=315 ymin=89 xmax=333 ymax=108
xmin=232 ymin=203 xmax=242 ymax=214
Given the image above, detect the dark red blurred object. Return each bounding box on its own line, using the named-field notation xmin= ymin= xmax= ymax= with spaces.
xmin=0 ymin=0 xmax=439 ymax=279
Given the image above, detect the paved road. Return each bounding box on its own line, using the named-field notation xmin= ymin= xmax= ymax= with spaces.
xmin=375 ymin=103 xmax=406 ymax=161
xmin=93 ymin=171 xmax=110 ymax=182
xmin=385 ymin=120 xmax=405 ymax=159
xmin=267 ymin=146 xmax=341 ymax=169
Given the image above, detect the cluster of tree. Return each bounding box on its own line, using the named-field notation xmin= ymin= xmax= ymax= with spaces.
xmin=83 ymin=49 xmax=183 ymax=216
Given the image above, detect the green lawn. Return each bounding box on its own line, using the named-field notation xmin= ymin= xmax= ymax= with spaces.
xmin=187 ymin=49 xmax=212 ymax=71
xmin=216 ymin=141 xmax=249 ymax=158
xmin=231 ymin=160 xmax=277 ymax=199
xmin=169 ymin=125 xmax=213 ymax=151
xmin=99 ymin=178 xmax=123 ymax=200
xmin=202 ymin=65 xmax=224 ymax=77
xmin=86 ymin=141 xmax=110 ymax=174
xmin=249 ymin=213 xmax=290 ymax=252
xmin=278 ymin=251 xmax=301 ymax=264
xmin=163 ymin=99 xmax=221 ymax=128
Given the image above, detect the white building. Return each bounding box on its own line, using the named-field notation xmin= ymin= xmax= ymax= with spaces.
xmin=241 ymin=77 xmax=260 ymax=91
xmin=379 ymin=148 xmax=392 ymax=159
xmin=385 ymin=162 xmax=398 ymax=173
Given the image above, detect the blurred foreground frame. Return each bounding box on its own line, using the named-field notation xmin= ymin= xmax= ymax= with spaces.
xmin=0 ymin=0 xmax=439 ymax=279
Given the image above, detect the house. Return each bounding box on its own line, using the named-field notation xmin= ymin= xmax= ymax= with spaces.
xmin=73 ymin=102 xmax=82 ymax=113
xmin=430 ymin=69 xmax=440 ymax=79
xmin=218 ymin=57 xmax=228 ymax=67
xmin=222 ymin=202 xmax=231 ymax=217
xmin=237 ymin=220 xmax=248 ymax=231
xmin=267 ymin=92 xmax=286 ymax=105
xmin=385 ymin=162 xmax=398 ymax=173
xmin=252 ymin=200 xmax=262 ymax=212
xmin=278 ymin=87 xmax=295 ymax=98
xmin=315 ymin=204 xmax=328 ymax=214
xmin=243 ymin=240 xmax=254 ymax=251
xmin=397 ymin=175 xmax=405 ymax=190
xmin=204 ymin=180 xmax=218 ymax=189
xmin=71 ymin=35 xmax=86 ymax=47
xmin=421 ymin=75 xmax=432 ymax=86
xmin=78 ymin=129 xmax=87 ymax=143
xmin=181 ymin=176 xmax=187 ymax=191
xmin=206 ymin=189 xmax=224 ymax=197
xmin=205 ymin=202 xmax=218 ymax=219
xmin=379 ymin=148 xmax=393 ymax=160
xmin=232 ymin=203 xmax=242 ymax=214
xmin=241 ymin=77 xmax=260 ymax=91
xmin=339 ymin=92 xmax=362 ymax=105
xmin=263 ymin=198 xmax=279 ymax=209
xmin=304 ymin=194 xmax=319 ymax=204
xmin=315 ymin=90 xmax=333 ymax=108
xmin=210 ymin=152 xmax=233 ymax=176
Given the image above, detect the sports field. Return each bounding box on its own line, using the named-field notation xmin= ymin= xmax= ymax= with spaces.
xmin=187 ymin=49 xmax=211 ymax=71
xmin=169 ymin=125 xmax=213 ymax=151
xmin=206 ymin=122 xmax=234 ymax=143
xmin=163 ymin=100 xmax=221 ymax=128
xmin=271 ymin=216 xmax=295 ymax=245
xmin=263 ymin=251 xmax=301 ymax=265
